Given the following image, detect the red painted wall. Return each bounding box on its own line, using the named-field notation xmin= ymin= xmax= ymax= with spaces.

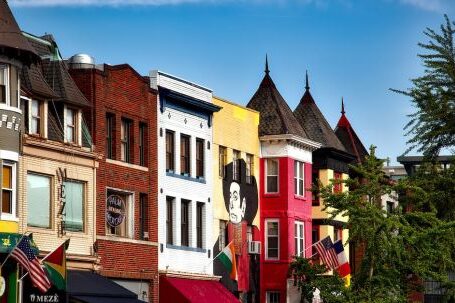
xmin=259 ymin=156 xmax=313 ymax=303
xmin=70 ymin=65 xmax=159 ymax=303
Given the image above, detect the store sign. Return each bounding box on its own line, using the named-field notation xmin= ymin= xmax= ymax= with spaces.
xmin=106 ymin=194 xmax=125 ymax=227
xmin=56 ymin=167 xmax=67 ymax=237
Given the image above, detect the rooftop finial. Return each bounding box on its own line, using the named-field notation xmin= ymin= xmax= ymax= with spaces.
xmin=341 ymin=97 xmax=345 ymax=115
xmin=305 ymin=70 xmax=310 ymax=91
xmin=265 ymin=54 xmax=270 ymax=75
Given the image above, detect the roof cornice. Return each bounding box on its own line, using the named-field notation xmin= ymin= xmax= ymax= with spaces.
xmin=260 ymin=134 xmax=322 ymax=151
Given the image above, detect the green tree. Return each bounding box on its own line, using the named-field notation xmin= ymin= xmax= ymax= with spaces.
xmin=392 ymin=15 xmax=455 ymax=157
xmin=291 ymin=147 xmax=455 ymax=302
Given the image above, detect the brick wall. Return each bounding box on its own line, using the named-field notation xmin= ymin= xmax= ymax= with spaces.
xmin=70 ymin=65 xmax=159 ymax=303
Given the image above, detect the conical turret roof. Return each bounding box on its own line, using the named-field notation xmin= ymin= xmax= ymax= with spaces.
xmin=247 ymin=58 xmax=308 ymax=138
xmin=293 ymin=72 xmax=346 ymax=151
xmin=335 ymin=99 xmax=369 ymax=163
xmin=0 ymin=0 xmax=38 ymax=63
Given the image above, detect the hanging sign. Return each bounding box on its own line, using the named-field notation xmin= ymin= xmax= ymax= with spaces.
xmin=106 ymin=194 xmax=125 ymax=227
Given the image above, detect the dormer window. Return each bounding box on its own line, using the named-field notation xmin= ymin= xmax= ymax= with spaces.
xmin=0 ymin=64 xmax=20 ymax=107
xmin=65 ymin=106 xmax=77 ymax=144
xmin=30 ymin=100 xmax=41 ymax=135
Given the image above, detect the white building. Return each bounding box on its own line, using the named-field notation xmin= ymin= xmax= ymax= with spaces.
xmin=150 ymin=70 xmax=221 ymax=276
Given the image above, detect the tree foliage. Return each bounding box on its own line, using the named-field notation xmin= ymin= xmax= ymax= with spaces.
xmin=290 ymin=147 xmax=455 ymax=302
xmin=392 ymin=15 xmax=455 ymax=157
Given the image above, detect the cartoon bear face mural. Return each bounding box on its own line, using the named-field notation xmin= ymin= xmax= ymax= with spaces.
xmin=222 ymin=159 xmax=258 ymax=225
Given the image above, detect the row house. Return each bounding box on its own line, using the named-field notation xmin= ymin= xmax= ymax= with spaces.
xmin=0 ymin=2 xmax=40 ymax=302
xmin=69 ymin=57 xmax=159 ymax=302
xmin=211 ymin=96 xmax=261 ymax=302
xmin=151 ymin=71 xmax=239 ymax=302
xmin=293 ymin=74 xmax=354 ymax=273
xmin=246 ymin=61 xmax=321 ymax=303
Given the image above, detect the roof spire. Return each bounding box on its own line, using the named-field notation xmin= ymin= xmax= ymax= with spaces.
xmin=265 ymin=54 xmax=270 ymax=75
xmin=341 ymin=97 xmax=345 ymax=115
xmin=305 ymin=70 xmax=310 ymax=91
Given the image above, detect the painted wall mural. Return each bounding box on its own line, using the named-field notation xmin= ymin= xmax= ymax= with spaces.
xmin=213 ymin=159 xmax=259 ymax=301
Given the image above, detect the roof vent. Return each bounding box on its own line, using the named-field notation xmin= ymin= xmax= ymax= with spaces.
xmin=68 ymin=53 xmax=95 ymax=69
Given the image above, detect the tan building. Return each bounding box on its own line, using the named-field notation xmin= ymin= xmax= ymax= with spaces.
xmin=211 ymin=96 xmax=260 ymax=302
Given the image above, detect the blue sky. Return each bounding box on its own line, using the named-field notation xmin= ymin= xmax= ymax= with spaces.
xmin=10 ymin=0 xmax=455 ymax=164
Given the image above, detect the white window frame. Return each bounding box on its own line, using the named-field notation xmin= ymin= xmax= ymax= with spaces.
xmin=265 ymin=158 xmax=279 ymax=194
xmin=105 ymin=187 xmax=135 ymax=239
xmin=265 ymin=219 xmax=279 ymax=260
xmin=266 ymin=291 xmax=280 ymax=303
xmin=294 ymin=221 xmax=305 ymax=257
xmin=294 ymin=160 xmax=305 ymax=197
xmin=26 ymin=172 xmax=52 ymax=229
xmin=0 ymin=64 xmax=20 ymax=108
xmin=64 ymin=105 xmax=80 ymax=145
xmin=28 ymin=99 xmax=48 ymax=137
xmin=0 ymin=64 xmax=10 ymax=105
xmin=1 ymin=161 xmax=17 ymax=221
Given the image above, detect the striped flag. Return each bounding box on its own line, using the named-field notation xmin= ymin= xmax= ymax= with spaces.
xmin=315 ymin=236 xmax=339 ymax=270
xmin=332 ymin=240 xmax=351 ymax=287
xmin=11 ymin=236 xmax=51 ymax=293
xmin=216 ymin=241 xmax=237 ymax=280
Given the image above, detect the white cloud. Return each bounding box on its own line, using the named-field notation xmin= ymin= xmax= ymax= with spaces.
xmin=397 ymin=0 xmax=450 ymax=12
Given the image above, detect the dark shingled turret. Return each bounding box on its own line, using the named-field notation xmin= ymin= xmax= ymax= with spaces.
xmin=0 ymin=0 xmax=39 ymax=63
xmin=335 ymin=98 xmax=369 ymax=163
xmin=247 ymin=57 xmax=309 ymax=139
xmin=293 ymin=72 xmax=346 ymax=151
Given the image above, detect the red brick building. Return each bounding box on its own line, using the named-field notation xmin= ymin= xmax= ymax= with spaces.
xmin=69 ymin=57 xmax=159 ymax=303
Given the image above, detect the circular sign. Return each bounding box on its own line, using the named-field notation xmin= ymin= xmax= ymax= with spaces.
xmin=0 ymin=276 xmax=5 ymax=297
xmin=106 ymin=194 xmax=125 ymax=227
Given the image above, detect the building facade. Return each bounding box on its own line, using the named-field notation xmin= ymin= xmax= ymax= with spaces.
xmin=69 ymin=59 xmax=159 ymax=302
xmin=211 ymin=96 xmax=260 ymax=302
xmin=247 ymin=62 xmax=320 ymax=303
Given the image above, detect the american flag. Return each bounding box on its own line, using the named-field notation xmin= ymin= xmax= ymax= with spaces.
xmin=11 ymin=236 xmax=51 ymax=293
xmin=315 ymin=236 xmax=339 ymax=270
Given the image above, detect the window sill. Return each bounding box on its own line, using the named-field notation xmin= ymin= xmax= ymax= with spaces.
xmin=294 ymin=195 xmax=307 ymax=201
xmin=264 ymin=193 xmax=280 ymax=198
xmin=106 ymin=159 xmax=149 ymax=172
xmin=166 ymin=171 xmax=206 ymax=184
xmin=97 ymin=235 xmax=158 ymax=246
xmin=0 ymin=215 xmax=19 ymax=222
xmin=166 ymin=244 xmax=206 ymax=253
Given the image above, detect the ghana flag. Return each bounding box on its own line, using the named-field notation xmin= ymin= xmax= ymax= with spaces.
xmin=43 ymin=239 xmax=70 ymax=290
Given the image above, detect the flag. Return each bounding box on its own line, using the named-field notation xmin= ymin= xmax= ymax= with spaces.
xmin=11 ymin=236 xmax=51 ymax=293
xmin=332 ymin=240 xmax=351 ymax=287
xmin=216 ymin=241 xmax=237 ymax=280
xmin=315 ymin=236 xmax=339 ymax=270
xmin=43 ymin=239 xmax=70 ymax=290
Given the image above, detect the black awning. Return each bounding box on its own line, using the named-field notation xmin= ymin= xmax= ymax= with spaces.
xmin=68 ymin=270 xmax=144 ymax=303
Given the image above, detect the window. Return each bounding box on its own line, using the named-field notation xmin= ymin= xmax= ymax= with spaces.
xmin=196 ymin=139 xmax=204 ymax=178
xmin=266 ymin=159 xmax=279 ymax=193
xmin=246 ymin=154 xmax=254 ymax=184
xmin=10 ymin=65 xmax=18 ymax=107
xmin=334 ymin=172 xmax=342 ymax=193
xmin=0 ymin=64 xmax=7 ymax=104
xmin=106 ymin=113 xmax=115 ymax=159
xmin=181 ymin=199 xmax=190 ymax=246
xmin=27 ymin=174 xmax=51 ymax=228
xmin=64 ymin=180 xmax=84 ymax=232
xmin=2 ymin=163 xmax=15 ymax=216
xmin=121 ymin=119 xmax=132 ymax=163
xmin=196 ymin=202 xmax=204 ymax=248
xmin=386 ymin=201 xmax=394 ymax=214
xmin=266 ymin=220 xmax=279 ymax=260
xmin=65 ymin=107 xmax=77 ymax=143
xmin=294 ymin=161 xmax=304 ymax=196
xmin=0 ymin=64 xmax=19 ymax=107
xmin=139 ymin=123 xmax=147 ymax=166
xmin=334 ymin=226 xmax=343 ymax=242
xmin=139 ymin=193 xmax=148 ymax=240
xmin=166 ymin=196 xmax=174 ymax=245
xmin=180 ymin=135 xmax=190 ymax=175
xmin=219 ymin=220 xmax=228 ymax=250
xmin=312 ymin=168 xmax=320 ymax=206
xmin=106 ymin=189 xmax=133 ymax=238
xmin=233 ymin=150 xmax=240 ymax=181
xmin=219 ymin=146 xmax=227 ymax=178
xmin=30 ymin=100 xmax=42 ymax=135
xmin=266 ymin=291 xmax=280 ymax=303
xmin=165 ymin=130 xmax=175 ymax=171
xmin=312 ymin=225 xmax=319 ymax=257
xmin=295 ymin=221 xmax=305 ymax=257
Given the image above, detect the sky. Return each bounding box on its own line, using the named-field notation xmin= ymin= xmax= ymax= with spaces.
xmin=9 ymin=0 xmax=455 ymax=164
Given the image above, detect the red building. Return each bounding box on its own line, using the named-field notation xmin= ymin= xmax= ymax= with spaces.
xmin=247 ymin=60 xmax=320 ymax=303
xmin=69 ymin=57 xmax=159 ymax=303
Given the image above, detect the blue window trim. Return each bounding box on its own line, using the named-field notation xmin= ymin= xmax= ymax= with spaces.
xmin=166 ymin=244 xmax=206 ymax=253
xmin=166 ymin=171 xmax=206 ymax=184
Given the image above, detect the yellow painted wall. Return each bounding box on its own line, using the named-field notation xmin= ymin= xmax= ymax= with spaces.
xmin=212 ymin=96 xmax=260 ymax=245
xmin=0 ymin=221 xmax=18 ymax=233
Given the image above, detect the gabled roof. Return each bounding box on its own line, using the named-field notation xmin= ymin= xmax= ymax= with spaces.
xmin=246 ymin=58 xmax=308 ymax=138
xmin=293 ymin=72 xmax=346 ymax=152
xmin=0 ymin=1 xmax=38 ymax=63
xmin=334 ymin=99 xmax=369 ymax=163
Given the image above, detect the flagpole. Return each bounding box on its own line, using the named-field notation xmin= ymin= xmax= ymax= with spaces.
xmin=0 ymin=233 xmax=26 ymax=268
xmin=203 ymin=240 xmax=234 ymax=271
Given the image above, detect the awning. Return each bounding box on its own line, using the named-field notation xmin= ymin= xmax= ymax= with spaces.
xmin=68 ymin=270 xmax=144 ymax=303
xmin=160 ymin=276 xmax=240 ymax=303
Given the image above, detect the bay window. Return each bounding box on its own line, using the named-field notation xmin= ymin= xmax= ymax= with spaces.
xmin=266 ymin=159 xmax=279 ymax=193
xmin=295 ymin=221 xmax=305 ymax=257
xmin=294 ymin=160 xmax=304 ymax=196
xmin=266 ymin=219 xmax=279 ymax=260
xmin=1 ymin=163 xmax=15 ymax=216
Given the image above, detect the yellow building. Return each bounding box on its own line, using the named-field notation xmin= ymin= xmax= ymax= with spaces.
xmin=211 ymin=96 xmax=260 ymax=301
